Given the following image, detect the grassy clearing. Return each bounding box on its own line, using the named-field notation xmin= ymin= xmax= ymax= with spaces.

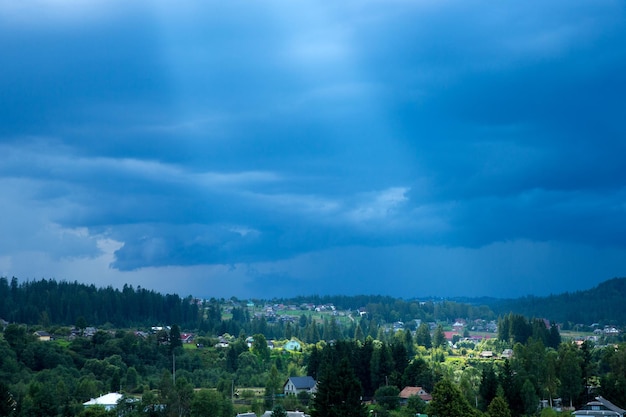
xmin=560 ymin=330 xmax=594 ymax=340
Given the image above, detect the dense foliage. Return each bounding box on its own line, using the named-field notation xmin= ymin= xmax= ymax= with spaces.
xmin=4 ymin=276 xmax=626 ymax=332
xmin=308 ymin=337 xmax=626 ymax=417
xmin=497 ymin=314 xmax=561 ymax=348
xmin=0 ymin=277 xmax=201 ymax=329
xmin=0 ymin=277 xmax=500 ymax=331
xmin=490 ymin=277 xmax=626 ymax=327
xmin=273 ymin=294 xmax=496 ymax=324
xmin=2 ymin=276 xmax=626 ymax=417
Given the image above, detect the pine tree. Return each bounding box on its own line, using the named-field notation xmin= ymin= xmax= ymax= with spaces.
xmin=479 ymin=364 xmax=498 ymax=411
xmin=226 ymin=346 xmax=238 ymax=372
xmin=390 ymin=341 xmax=409 ymax=386
xmin=354 ymin=323 xmax=364 ymax=341
xmin=520 ymin=379 xmax=538 ymax=416
xmin=285 ymin=322 xmax=293 ymax=340
xmin=169 ymin=324 xmax=182 ymax=354
xmin=311 ymin=358 xmax=367 ymax=417
xmin=370 ymin=343 xmax=394 ymax=390
xmin=307 ymin=345 xmax=321 ymax=379
xmin=415 ymin=323 xmax=432 ymax=349
xmin=547 ymin=324 xmax=561 ymax=349
xmin=404 ymin=328 xmax=415 ymax=357
xmin=356 ymin=337 xmax=375 ymax=398
xmin=500 ymin=359 xmax=522 ymax=416
xmin=433 ymin=324 xmax=447 ymax=348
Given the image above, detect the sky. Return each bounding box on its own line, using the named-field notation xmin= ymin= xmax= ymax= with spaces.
xmin=1 ymin=0 xmax=625 ymax=300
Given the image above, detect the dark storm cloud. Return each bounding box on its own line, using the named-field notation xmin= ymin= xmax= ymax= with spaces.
xmin=1 ymin=0 xmax=625 ymax=298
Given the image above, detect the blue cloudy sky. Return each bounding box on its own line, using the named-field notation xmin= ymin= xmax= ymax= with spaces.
xmin=1 ymin=0 xmax=625 ymax=300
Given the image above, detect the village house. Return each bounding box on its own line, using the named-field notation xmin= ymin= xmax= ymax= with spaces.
xmin=453 ymin=319 xmax=466 ymax=332
xmin=283 ymin=376 xmax=317 ymax=396
xmin=215 ymin=335 xmax=230 ymax=348
xmin=398 ymin=386 xmax=432 ymax=405
xmin=180 ymin=333 xmax=194 ymax=343
xmin=34 ymin=330 xmax=51 ymax=342
xmin=283 ymin=340 xmax=302 ymax=351
xmin=573 ymin=396 xmax=626 ymax=417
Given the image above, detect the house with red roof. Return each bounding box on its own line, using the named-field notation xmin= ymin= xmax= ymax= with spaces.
xmin=399 ymin=386 xmax=432 ymax=404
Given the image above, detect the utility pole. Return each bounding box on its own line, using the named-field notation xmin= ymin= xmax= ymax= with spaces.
xmin=172 ymin=353 xmax=176 ymax=384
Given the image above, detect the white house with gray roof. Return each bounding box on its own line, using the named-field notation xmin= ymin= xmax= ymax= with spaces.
xmin=283 ymin=376 xmax=317 ymax=396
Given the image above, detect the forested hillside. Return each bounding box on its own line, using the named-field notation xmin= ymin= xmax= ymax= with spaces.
xmin=0 ymin=277 xmax=201 ymax=329
xmin=3 ymin=276 xmax=626 ymax=332
xmin=0 ymin=277 xmax=496 ymax=330
xmin=488 ymin=277 xmax=626 ymax=327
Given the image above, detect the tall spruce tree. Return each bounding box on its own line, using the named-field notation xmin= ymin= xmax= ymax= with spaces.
xmin=433 ymin=324 xmax=447 ymax=348
xmin=415 ymin=323 xmax=432 ymax=348
xmin=404 ymin=328 xmax=415 ymax=357
xmin=479 ymin=364 xmax=498 ymax=411
xmin=356 ymin=337 xmax=375 ymax=398
xmin=307 ymin=345 xmax=321 ymax=380
xmin=370 ymin=342 xmax=394 ymax=390
xmin=169 ymin=324 xmax=183 ymax=354
xmin=311 ymin=358 xmax=367 ymax=417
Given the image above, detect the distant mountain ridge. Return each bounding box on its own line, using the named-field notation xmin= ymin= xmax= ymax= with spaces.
xmin=484 ymin=277 xmax=626 ymax=326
